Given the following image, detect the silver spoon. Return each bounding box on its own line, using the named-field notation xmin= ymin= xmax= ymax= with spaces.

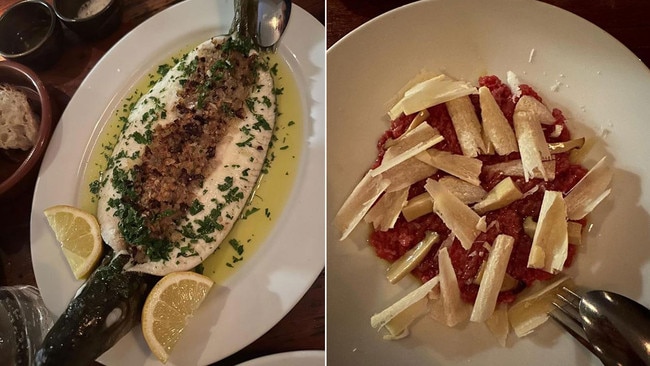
xmin=579 ymin=290 xmax=650 ymax=366
xmin=231 ymin=0 xmax=292 ymax=52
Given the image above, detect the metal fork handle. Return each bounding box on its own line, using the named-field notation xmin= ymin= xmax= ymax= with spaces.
xmin=551 ymin=287 xmax=649 ymax=366
xmin=549 ymin=302 xmax=602 ymax=359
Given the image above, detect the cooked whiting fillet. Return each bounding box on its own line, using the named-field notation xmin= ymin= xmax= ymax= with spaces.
xmin=96 ymin=36 xmax=276 ymax=275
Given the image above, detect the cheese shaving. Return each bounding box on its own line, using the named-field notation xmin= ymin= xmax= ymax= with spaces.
xmin=516 ymin=95 xmax=555 ymax=125
xmin=508 ymin=275 xmax=570 ymax=337
xmin=438 ymin=176 xmax=487 ymax=204
xmin=438 ymin=247 xmax=471 ymax=326
xmin=513 ymin=96 xmax=553 ymax=181
xmin=479 ymin=86 xmax=518 ymax=155
xmin=388 ymin=74 xmax=478 ymax=120
xmin=425 ymin=179 xmax=482 ymax=250
xmin=383 ymin=157 xmax=438 ymax=193
xmin=506 ymin=71 xmax=522 ymax=98
xmin=370 ymin=276 xmax=440 ymax=335
xmin=527 ymin=191 xmax=568 ymax=273
xmin=364 ymin=188 xmax=409 ymax=232
xmin=470 ymin=235 xmax=514 ymax=322
xmin=417 ymin=149 xmax=482 ymax=186
xmin=446 ymin=96 xmax=487 ymax=157
xmin=334 ymin=171 xmax=390 ymax=241
xmin=371 ymin=123 xmax=444 ymax=176
xmin=484 ymin=159 xmax=556 ymax=180
xmin=565 ymin=156 xmax=612 ymax=220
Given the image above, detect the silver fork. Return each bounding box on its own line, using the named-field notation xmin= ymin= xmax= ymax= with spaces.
xmin=549 ymin=287 xmax=602 ymax=358
xmin=550 ymin=287 xmax=649 ymax=366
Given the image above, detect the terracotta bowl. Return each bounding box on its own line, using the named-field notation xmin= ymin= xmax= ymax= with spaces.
xmin=0 ymin=60 xmax=55 ymax=197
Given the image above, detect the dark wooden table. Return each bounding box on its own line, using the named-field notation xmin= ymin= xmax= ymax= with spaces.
xmin=0 ymin=1 xmax=324 ymax=365
xmin=327 ymin=0 xmax=650 ymax=67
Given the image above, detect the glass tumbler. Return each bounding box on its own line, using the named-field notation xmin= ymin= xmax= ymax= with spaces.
xmin=0 ymin=285 xmax=54 ymax=366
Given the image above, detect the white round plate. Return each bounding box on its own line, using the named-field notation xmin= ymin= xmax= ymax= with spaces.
xmin=237 ymin=350 xmax=324 ymax=366
xmin=327 ymin=0 xmax=650 ymax=365
xmin=30 ymin=0 xmax=324 ymax=364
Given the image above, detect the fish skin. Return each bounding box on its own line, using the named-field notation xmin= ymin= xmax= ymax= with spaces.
xmin=34 ymin=252 xmax=158 ymax=366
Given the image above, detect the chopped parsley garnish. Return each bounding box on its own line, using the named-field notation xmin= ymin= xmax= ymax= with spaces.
xmin=229 ymin=238 xmax=244 ymax=256
xmin=218 ymin=176 xmax=234 ymax=191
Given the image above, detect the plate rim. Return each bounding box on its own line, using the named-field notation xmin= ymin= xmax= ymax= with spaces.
xmin=326 ymin=0 xmax=650 ymax=365
xmin=30 ymin=0 xmax=324 ymax=364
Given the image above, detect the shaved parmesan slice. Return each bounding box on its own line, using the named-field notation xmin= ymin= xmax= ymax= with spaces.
xmin=334 ymin=171 xmax=390 ymax=240
xmin=382 ymin=297 xmax=427 ymax=340
xmin=387 ymin=231 xmax=440 ymax=284
xmin=508 ymin=275 xmax=570 ymax=337
xmin=384 ymin=110 xmax=432 ymax=148
xmin=527 ymin=191 xmax=568 ymax=273
xmin=524 ymin=217 xmax=583 ymax=245
xmin=470 ymin=235 xmax=514 ymax=322
xmin=406 ymin=110 xmax=430 ymax=133
xmin=481 ymin=127 xmax=496 ymax=156
xmin=514 ymin=96 xmax=553 ymax=181
xmin=484 ymin=159 xmax=556 ymax=181
xmin=479 ymin=86 xmax=518 ymax=155
xmin=388 ymin=74 xmax=478 ymax=120
xmin=439 ymin=176 xmax=488 ymax=204
xmin=446 ymin=96 xmax=487 ymax=157
xmin=476 ymin=216 xmax=487 ymax=232
xmin=417 ymin=149 xmax=482 ymax=186
xmin=372 ymin=123 xmax=444 ymax=176
xmin=486 ymin=303 xmax=509 ymax=347
xmin=548 ymin=137 xmax=585 ymax=154
xmin=438 ymin=247 xmax=472 ymax=326
xmin=383 ymin=157 xmax=438 ymax=193
xmin=365 ymin=188 xmax=409 ymax=232
xmin=472 ymin=177 xmax=523 ymax=215
xmin=386 ymin=70 xmax=441 ymax=116
xmin=506 ymin=71 xmax=522 ymax=98
xmin=427 ymin=284 xmax=445 ymax=324
xmin=370 ymin=276 xmax=440 ymax=336
xmin=425 ymin=179 xmax=482 ymax=250
xmin=565 ymin=156 xmax=612 ymax=220
xmin=516 ymin=95 xmax=555 ymax=125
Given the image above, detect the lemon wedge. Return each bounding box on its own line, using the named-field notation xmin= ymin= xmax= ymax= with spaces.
xmin=43 ymin=205 xmax=103 ymax=279
xmin=141 ymin=271 xmax=214 ymax=363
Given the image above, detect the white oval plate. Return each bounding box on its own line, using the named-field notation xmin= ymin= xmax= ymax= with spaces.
xmin=30 ymin=0 xmax=324 ymax=364
xmin=327 ymin=0 xmax=650 ymax=365
xmin=237 ymin=350 xmax=324 ymax=366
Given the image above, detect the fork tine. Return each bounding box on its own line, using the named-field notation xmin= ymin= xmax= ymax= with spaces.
xmin=553 ymin=288 xmax=583 ymax=329
xmin=549 ymin=287 xmax=601 ymax=357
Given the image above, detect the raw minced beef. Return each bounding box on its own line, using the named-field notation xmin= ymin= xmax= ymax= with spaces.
xmin=369 ymin=75 xmax=587 ymax=304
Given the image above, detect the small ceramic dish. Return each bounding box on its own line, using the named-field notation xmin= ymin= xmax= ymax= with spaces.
xmin=0 ymin=0 xmax=64 ymax=70
xmin=0 ymin=60 xmax=55 ymax=197
xmin=53 ymin=0 xmax=122 ymax=40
